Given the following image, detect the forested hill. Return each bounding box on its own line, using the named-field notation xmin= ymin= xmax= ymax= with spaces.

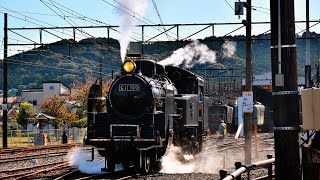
xmin=0 ymin=32 xmax=319 ymax=90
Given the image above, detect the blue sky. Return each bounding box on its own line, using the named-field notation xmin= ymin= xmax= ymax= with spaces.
xmin=0 ymin=0 xmax=319 ymax=57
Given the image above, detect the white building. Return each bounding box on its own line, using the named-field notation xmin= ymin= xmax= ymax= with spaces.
xmin=17 ymin=81 xmax=71 ymax=111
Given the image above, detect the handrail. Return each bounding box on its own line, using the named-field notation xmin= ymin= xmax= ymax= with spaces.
xmin=223 ymin=158 xmax=275 ymax=180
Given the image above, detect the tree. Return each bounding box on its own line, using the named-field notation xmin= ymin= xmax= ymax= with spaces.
xmin=39 ymin=95 xmax=78 ymax=129
xmin=17 ymin=102 xmax=37 ymax=129
xmin=70 ymin=79 xmax=111 ymax=118
xmin=71 ymin=117 xmax=87 ymax=128
xmin=70 ymin=80 xmax=92 ymax=119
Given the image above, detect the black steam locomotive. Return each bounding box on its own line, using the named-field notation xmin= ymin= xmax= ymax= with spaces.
xmin=84 ymin=57 xmax=209 ymax=172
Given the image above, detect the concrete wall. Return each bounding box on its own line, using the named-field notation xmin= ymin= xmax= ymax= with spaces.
xmin=18 ymin=91 xmax=43 ymax=111
xmin=18 ymin=82 xmax=70 ymax=111
xmin=43 ymin=83 xmax=61 ymax=98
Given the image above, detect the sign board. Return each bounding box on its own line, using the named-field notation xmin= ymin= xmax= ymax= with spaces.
xmin=242 ymin=91 xmax=253 ymax=113
xmin=301 ymin=88 xmax=320 ymax=130
xmin=2 ymin=104 xmax=7 ymax=111
xmin=235 ymin=2 xmax=244 ymax=15
xmin=275 ymin=74 xmax=284 ymax=86
xmin=236 ymin=97 xmax=244 ymax=138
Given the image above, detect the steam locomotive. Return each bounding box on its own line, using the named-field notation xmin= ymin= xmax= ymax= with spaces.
xmin=84 ymin=57 xmax=209 ymax=172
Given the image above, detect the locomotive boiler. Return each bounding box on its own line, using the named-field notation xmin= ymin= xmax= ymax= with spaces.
xmin=84 ymin=57 xmax=209 ymax=172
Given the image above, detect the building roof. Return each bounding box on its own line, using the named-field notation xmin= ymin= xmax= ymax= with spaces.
xmin=43 ymin=81 xmax=70 ymax=89
xmin=0 ymin=96 xmax=19 ymax=104
xmin=28 ymin=113 xmax=56 ymax=120
xmin=21 ymin=88 xmax=43 ymax=93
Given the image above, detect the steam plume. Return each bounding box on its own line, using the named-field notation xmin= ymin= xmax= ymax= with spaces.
xmin=160 ymin=144 xmax=224 ymax=174
xmin=158 ymin=40 xmax=216 ymax=68
xmin=222 ymin=40 xmax=237 ymax=57
xmin=117 ymin=0 xmax=148 ymax=62
xmin=67 ymin=147 xmax=123 ymax=174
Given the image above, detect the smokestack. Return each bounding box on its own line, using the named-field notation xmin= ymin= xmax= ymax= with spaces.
xmin=125 ymin=53 xmax=142 ymax=62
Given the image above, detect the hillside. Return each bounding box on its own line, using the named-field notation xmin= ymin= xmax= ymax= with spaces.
xmin=0 ymin=32 xmax=319 ymax=90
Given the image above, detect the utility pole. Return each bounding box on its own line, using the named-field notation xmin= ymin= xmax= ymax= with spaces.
xmin=305 ymin=0 xmax=311 ymax=88
xmin=317 ymin=39 xmax=320 ymax=85
xmin=243 ymin=0 xmax=252 ymax=164
xmin=99 ymin=58 xmax=103 ymax=97
xmin=270 ymin=1 xmax=300 ymax=179
xmin=2 ymin=13 xmax=8 ymax=148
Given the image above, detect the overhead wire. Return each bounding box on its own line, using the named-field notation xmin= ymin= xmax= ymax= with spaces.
xmin=39 ymin=0 xmax=179 ymax=62
xmin=2 ymin=7 xmax=124 ymax=65
xmin=0 ymin=6 xmax=79 ymax=39
xmin=43 ymin=0 xmax=173 ymax=43
xmin=1 ymin=0 xmax=264 ymax=90
xmin=101 ymin=0 xmax=180 ymax=42
xmin=224 ymin=0 xmax=243 ymax=20
xmin=151 ymin=0 xmax=171 ymax=41
xmin=40 ymin=0 xmax=136 ymax=56
xmin=43 ymin=0 xmax=144 ymax=41
xmin=6 ymin=11 xmax=121 ymax=65
xmin=0 ymin=9 xmax=78 ymax=17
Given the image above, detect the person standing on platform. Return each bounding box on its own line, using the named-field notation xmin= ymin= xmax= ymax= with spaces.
xmin=62 ymin=121 xmax=68 ymax=144
xmin=218 ymin=119 xmax=227 ymax=141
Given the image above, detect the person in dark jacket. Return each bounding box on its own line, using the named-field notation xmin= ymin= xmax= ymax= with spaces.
xmin=310 ymin=131 xmax=320 ymax=150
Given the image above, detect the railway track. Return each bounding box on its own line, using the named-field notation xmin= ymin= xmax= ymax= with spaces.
xmin=0 ymin=134 xmax=275 ymax=179
xmin=0 ymin=144 xmax=87 ymax=179
xmin=54 ymin=167 xmax=146 ymax=180
xmin=0 ymin=160 xmax=71 ymax=179
xmin=0 ymin=143 xmax=82 ymax=156
xmin=0 ymin=151 xmax=69 ymax=163
xmin=203 ymin=133 xmax=274 ymax=152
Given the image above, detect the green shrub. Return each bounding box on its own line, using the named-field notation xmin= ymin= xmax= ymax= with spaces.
xmin=72 ymin=118 xmax=87 ymax=128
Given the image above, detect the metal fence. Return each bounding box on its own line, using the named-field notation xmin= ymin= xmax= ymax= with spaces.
xmin=0 ymin=128 xmax=86 ymax=147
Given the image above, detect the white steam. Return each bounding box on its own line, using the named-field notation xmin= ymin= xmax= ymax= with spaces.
xmin=160 ymin=144 xmax=224 ymax=174
xmin=158 ymin=40 xmax=216 ymax=68
xmin=117 ymin=0 xmax=148 ymax=62
xmin=67 ymin=147 xmax=123 ymax=174
xmin=222 ymin=40 xmax=237 ymax=57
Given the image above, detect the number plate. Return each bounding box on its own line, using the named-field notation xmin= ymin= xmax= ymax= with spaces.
xmin=119 ymin=84 xmax=140 ymax=91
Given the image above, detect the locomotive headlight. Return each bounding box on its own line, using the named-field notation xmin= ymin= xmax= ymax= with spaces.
xmin=123 ymin=60 xmax=136 ymax=73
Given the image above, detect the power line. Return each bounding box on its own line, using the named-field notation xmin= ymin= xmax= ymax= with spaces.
xmin=296 ymin=22 xmax=320 ymax=35
xmin=252 ymin=8 xmax=269 ymax=15
xmin=39 ymin=0 xmax=140 ymax=49
xmin=42 ymin=0 xmax=157 ymax=42
xmin=252 ymin=5 xmax=270 ymax=11
xmin=151 ymin=0 xmax=171 ymax=41
xmin=0 ymin=6 xmax=78 ymax=39
xmin=223 ymin=25 xmax=245 ymax=36
xmin=101 ymin=0 xmax=180 ymax=42
xmin=0 ymin=10 xmax=79 ymax=18
xmin=38 ymin=0 xmax=179 ymax=61
xmin=224 ymin=0 xmax=243 ymax=20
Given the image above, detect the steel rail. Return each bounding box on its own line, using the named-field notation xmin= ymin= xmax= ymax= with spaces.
xmin=223 ymin=158 xmax=275 ymax=180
